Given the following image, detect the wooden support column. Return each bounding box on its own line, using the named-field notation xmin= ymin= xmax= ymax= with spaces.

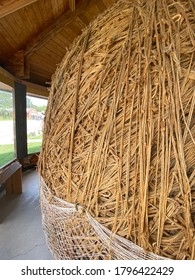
xmin=14 ymin=81 xmax=28 ymax=159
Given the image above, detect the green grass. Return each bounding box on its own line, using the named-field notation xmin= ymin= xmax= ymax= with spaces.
xmin=0 ymin=144 xmax=15 ymax=167
xmin=0 ymin=142 xmax=42 ymax=167
xmin=0 ymin=116 xmax=13 ymax=121
xmin=28 ymin=134 xmax=42 ymax=140
xmin=27 ymin=142 xmax=42 ymax=154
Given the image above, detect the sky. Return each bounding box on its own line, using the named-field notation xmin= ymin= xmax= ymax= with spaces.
xmin=28 ymin=95 xmax=48 ymax=106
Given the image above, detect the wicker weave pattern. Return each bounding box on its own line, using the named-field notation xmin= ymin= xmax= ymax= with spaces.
xmin=40 ymin=178 xmax=167 ymax=260
xmin=39 ymin=0 xmax=195 ymax=259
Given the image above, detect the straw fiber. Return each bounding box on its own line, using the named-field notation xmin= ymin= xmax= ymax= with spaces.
xmin=40 ymin=177 xmax=167 ymax=259
xmin=39 ymin=0 xmax=195 ymax=259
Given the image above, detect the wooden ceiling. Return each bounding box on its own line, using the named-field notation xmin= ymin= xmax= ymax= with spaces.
xmin=0 ymin=0 xmax=118 ymax=87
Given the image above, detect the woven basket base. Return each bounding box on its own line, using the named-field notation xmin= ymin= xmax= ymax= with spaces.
xmin=40 ymin=178 xmax=167 ymax=260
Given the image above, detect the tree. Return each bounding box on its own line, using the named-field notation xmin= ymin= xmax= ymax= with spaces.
xmin=27 ymin=97 xmax=33 ymax=108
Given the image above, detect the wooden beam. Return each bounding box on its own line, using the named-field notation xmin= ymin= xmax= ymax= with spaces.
xmin=0 ymin=0 xmax=39 ymax=18
xmin=24 ymin=0 xmax=94 ymax=58
xmin=69 ymin=0 xmax=76 ymax=11
xmin=0 ymin=66 xmax=15 ymax=87
xmin=25 ymin=81 xmax=49 ymax=97
xmin=5 ymin=50 xmax=30 ymax=79
xmin=0 ymin=66 xmax=49 ymax=96
xmin=5 ymin=50 xmax=25 ymax=77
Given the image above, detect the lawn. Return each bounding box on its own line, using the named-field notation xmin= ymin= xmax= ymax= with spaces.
xmin=0 ymin=116 xmax=12 ymax=121
xmin=27 ymin=142 xmax=42 ymax=154
xmin=0 ymin=142 xmax=42 ymax=167
xmin=0 ymin=144 xmax=15 ymax=167
xmin=28 ymin=134 xmax=42 ymax=140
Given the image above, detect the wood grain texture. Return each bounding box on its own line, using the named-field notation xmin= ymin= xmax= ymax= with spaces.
xmin=0 ymin=0 xmax=39 ymax=18
xmin=24 ymin=0 xmax=96 ymax=57
xmin=0 ymin=0 xmax=118 ymax=85
xmin=68 ymin=0 xmax=75 ymax=11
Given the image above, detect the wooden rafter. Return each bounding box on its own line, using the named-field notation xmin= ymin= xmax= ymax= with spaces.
xmin=0 ymin=0 xmax=39 ymax=18
xmin=3 ymin=0 xmax=112 ymax=83
xmin=0 ymin=66 xmax=49 ymax=96
xmin=24 ymin=0 xmax=94 ymax=58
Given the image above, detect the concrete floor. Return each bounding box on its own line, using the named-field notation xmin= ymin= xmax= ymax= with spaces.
xmin=0 ymin=168 xmax=53 ymax=260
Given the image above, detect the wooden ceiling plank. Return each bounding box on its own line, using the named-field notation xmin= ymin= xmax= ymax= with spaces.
xmin=68 ymin=0 xmax=75 ymax=11
xmin=101 ymin=0 xmax=117 ymax=7
xmin=57 ymin=32 xmax=72 ymax=45
xmin=30 ymin=59 xmax=55 ymax=71
xmin=12 ymin=11 xmax=28 ymax=38
xmin=44 ymin=42 xmax=66 ymax=58
xmin=30 ymin=53 xmax=59 ymax=70
xmin=51 ymin=0 xmax=62 ymax=17
xmin=30 ymin=64 xmax=54 ymax=77
xmin=16 ymin=7 xmax=36 ymax=37
xmin=32 ymin=43 xmax=63 ymax=58
xmin=24 ymin=0 xmax=98 ymax=58
xmin=31 ymin=2 xmax=43 ymax=28
xmin=50 ymin=35 xmax=68 ymax=48
xmin=0 ymin=17 xmax=21 ymax=47
xmin=57 ymin=0 xmax=67 ymax=13
xmin=24 ymin=5 xmax=39 ymax=33
xmin=1 ymin=0 xmax=118 ymax=86
xmin=32 ymin=54 xmax=61 ymax=68
xmin=0 ymin=22 xmax=16 ymax=51
xmin=39 ymin=0 xmax=54 ymax=24
xmin=0 ymin=0 xmax=39 ymax=19
xmin=30 ymin=67 xmax=54 ymax=77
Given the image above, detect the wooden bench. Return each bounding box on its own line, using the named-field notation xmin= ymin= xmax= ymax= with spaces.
xmin=0 ymin=160 xmax=22 ymax=195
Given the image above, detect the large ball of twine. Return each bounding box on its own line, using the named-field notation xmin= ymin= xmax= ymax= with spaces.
xmin=39 ymin=0 xmax=195 ymax=259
